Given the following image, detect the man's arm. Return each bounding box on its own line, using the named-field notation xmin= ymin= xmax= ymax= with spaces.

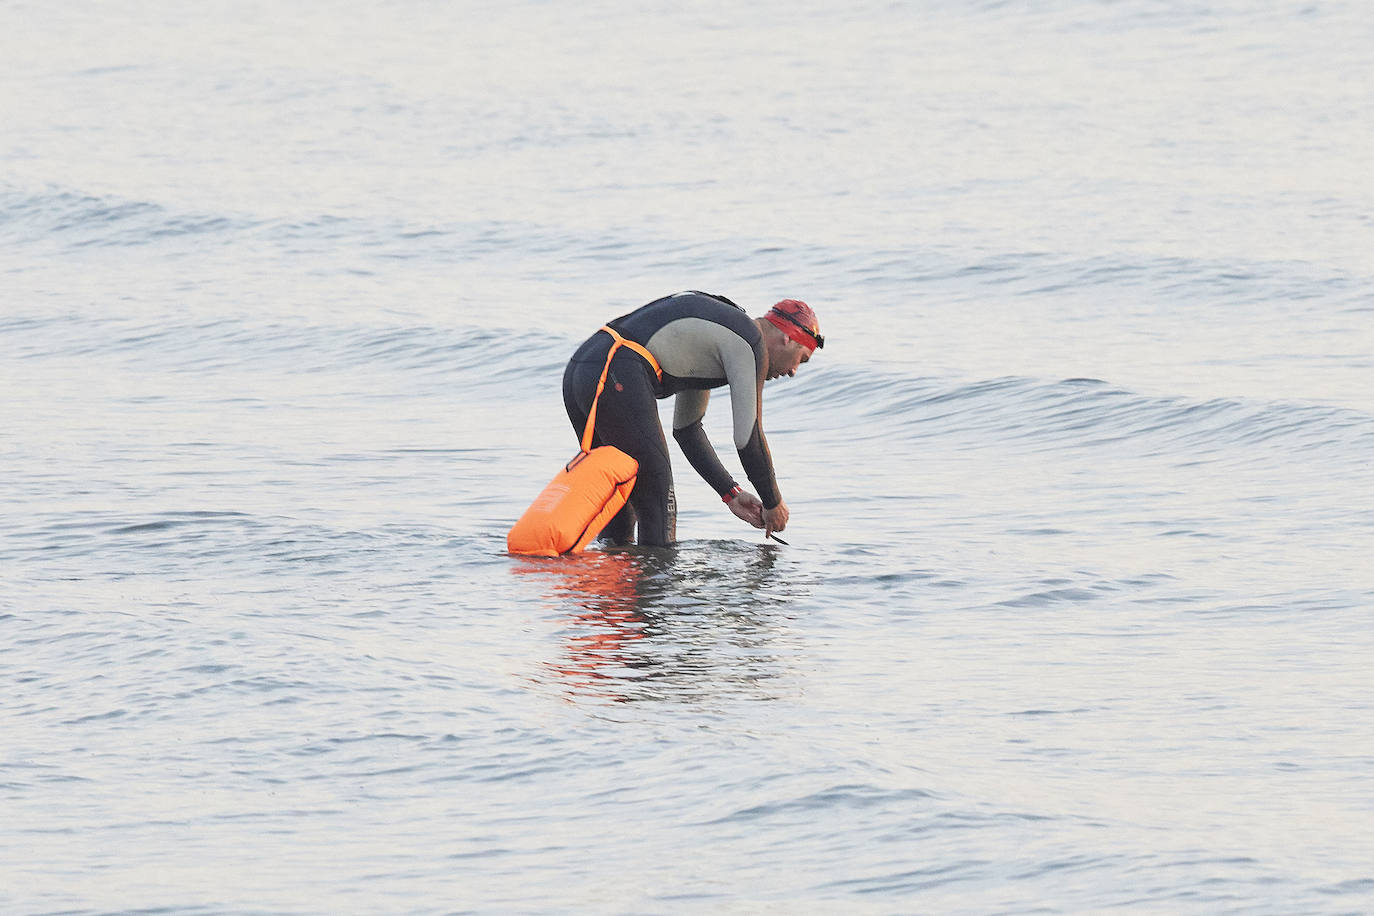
xmin=723 ymin=337 xmax=781 ymax=509
xmin=672 ymin=390 xmax=738 ymax=497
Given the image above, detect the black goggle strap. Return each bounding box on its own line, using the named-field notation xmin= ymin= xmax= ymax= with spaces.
xmin=771 ymin=308 xmax=824 ymax=349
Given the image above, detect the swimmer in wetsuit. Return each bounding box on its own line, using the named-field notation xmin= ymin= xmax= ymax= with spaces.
xmin=563 ymin=291 xmax=824 ymax=547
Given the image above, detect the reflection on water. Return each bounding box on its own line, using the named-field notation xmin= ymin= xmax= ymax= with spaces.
xmin=512 ymin=542 xmax=804 ymax=704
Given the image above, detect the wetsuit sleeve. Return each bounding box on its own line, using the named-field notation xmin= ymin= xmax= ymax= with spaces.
xmin=672 ymin=390 xmax=738 ymax=497
xmin=719 ymin=333 xmax=780 ymax=509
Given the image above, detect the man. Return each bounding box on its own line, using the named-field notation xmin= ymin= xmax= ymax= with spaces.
xmin=562 ymin=291 xmax=823 ymax=547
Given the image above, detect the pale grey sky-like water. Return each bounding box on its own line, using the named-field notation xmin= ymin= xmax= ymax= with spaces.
xmin=4 ymin=1 xmax=1373 ymax=912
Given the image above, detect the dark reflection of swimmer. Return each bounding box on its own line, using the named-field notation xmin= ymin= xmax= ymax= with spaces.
xmin=512 ymin=545 xmax=794 ymax=703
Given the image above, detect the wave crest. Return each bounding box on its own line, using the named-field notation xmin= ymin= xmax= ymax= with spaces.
xmin=798 ymin=365 xmax=1374 ymax=461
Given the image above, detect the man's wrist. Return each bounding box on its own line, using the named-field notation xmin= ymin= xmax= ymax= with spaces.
xmin=722 ymin=484 xmax=743 ymax=503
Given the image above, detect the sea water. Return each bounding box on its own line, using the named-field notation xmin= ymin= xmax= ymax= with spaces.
xmin=3 ymin=0 xmax=1373 ymax=912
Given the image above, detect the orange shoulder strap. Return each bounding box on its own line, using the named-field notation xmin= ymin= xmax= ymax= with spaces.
xmin=580 ymin=326 xmax=663 ymax=454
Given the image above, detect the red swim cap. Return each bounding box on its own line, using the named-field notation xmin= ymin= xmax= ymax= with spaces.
xmin=764 ymin=299 xmax=824 ymax=352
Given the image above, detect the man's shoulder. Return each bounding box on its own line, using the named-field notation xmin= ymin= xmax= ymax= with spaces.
xmin=618 ymin=292 xmax=759 ymax=351
xmin=678 ymin=290 xmax=745 ymax=312
xmin=644 ymin=290 xmax=741 ymax=314
xmin=659 ymin=292 xmax=756 ymax=334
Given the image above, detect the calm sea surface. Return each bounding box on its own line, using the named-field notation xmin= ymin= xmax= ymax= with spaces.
xmin=4 ymin=0 xmax=1374 ymax=912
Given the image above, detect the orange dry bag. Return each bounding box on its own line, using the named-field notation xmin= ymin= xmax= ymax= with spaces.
xmin=506 ymin=447 xmax=638 ymax=557
xmin=507 ymin=327 xmax=662 ymax=557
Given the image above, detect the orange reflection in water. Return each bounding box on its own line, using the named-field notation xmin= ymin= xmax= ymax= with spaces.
xmin=511 ymin=550 xmax=655 ymax=701
xmin=512 ymin=544 xmax=793 ymax=704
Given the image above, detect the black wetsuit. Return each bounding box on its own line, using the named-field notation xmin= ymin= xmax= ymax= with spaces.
xmin=562 ymin=291 xmax=780 ymax=546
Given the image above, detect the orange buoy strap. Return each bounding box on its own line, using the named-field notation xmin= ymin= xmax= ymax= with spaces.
xmin=580 ymin=326 xmax=663 ymax=454
xmin=602 ymin=326 xmax=662 ymax=382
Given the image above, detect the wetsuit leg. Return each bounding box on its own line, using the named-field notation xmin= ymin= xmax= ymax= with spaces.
xmin=562 ymin=343 xmax=675 ymax=546
xmin=597 ymin=357 xmax=675 ymax=546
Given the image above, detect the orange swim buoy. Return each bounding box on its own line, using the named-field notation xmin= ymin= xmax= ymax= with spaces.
xmin=507 ymin=326 xmax=661 ymax=556
xmin=506 ymin=447 xmax=638 ymax=556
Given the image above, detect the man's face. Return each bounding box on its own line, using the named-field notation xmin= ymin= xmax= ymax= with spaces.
xmin=767 ymin=337 xmax=811 ymax=380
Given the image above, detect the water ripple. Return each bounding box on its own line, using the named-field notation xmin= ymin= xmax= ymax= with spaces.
xmin=802 ymin=366 xmax=1374 ymax=464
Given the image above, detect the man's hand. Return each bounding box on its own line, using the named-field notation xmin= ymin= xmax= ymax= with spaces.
xmin=727 ymin=490 xmax=765 ymax=528
xmin=763 ymin=500 xmax=789 ymax=536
